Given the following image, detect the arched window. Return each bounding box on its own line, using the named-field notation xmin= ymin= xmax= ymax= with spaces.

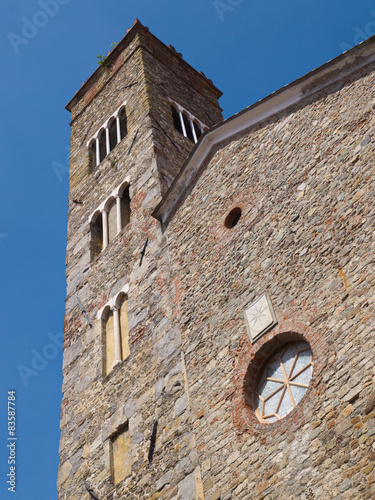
xmin=90 ymin=212 xmax=103 ymax=258
xmin=102 ymin=293 xmax=129 ymax=375
xmin=171 ymin=105 xmax=183 ymax=134
xmin=119 ymin=107 xmax=127 ymax=140
xmin=107 ymin=198 xmax=117 ymax=244
xmin=104 ymin=307 xmax=115 ymax=376
xmin=87 ymin=102 xmax=128 ymax=169
xmin=89 ymin=140 xmax=97 ymax=170
xmin=183 ymin=113 xmax=194 ymax=142
xmin=108 ymin=118 xmax=117 ymax=151
xmin=90 ymin=183 xmax=131 ymax=259
xmin=118 ymin=294 xmax=130 ymax=361
xmin=98 ymin=129 xmax=106 ymax=163
xmin=193 ymin=121 xmax=202 ymax=140
xmin=120 ymin=185 xmax=131 ymax=227
xmin=170 ymin=100 xmax=206 ymax=144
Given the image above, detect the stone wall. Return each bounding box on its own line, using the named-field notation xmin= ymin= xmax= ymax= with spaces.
xmin=164 ymin=60 xmax=375 ymax=499
xmin=58 ymin=21 xmax=222 ymax=500
xmin=59 ymin=21 xmax=375 ymax=500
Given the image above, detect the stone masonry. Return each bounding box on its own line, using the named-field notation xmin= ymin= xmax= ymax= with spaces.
xmin=59 ymin=21 xmax=375 ymax=500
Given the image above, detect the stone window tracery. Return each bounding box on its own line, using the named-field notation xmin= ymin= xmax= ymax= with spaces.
xmin=169 ymin=99 xmax=206 ymax=144
xmin=254 ymin=340 xmax=313 ymax=423
xmin=88 ymin=102 xmax=127 ymax=169
xmin=90 ymin=181 xmax=131 ymax=259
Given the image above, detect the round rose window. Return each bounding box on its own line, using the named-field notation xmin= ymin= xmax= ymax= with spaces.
xmin=254 ymin=341 xmax=313 ymax=423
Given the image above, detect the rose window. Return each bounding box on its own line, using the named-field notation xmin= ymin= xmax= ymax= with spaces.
xmin=254 ymin=341 xmax=313 ymax=423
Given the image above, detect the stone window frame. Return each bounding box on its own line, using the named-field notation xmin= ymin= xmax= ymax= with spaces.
xmin=110 ymin=421 xmax=131 ymax=485
xmin=87 ymin=101 xmax=128 ymax=169
xmin=169 ymin=98 xmax=207 ymax=144
xmin=101 ymin=406 xmax=132 ymax=485
xmin=89 ymin=177 xmax=131 ymax=258
xmin=98 ymin=284 xmax=130 ymax=375
xmin=231 ymin=316 xmax=328 ymax=438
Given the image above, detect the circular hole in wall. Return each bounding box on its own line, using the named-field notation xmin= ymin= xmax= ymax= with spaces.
xmin=224 ymin=207 xmax=242 ymax=228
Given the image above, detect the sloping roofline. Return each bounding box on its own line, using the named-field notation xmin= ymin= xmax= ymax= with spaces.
xmin=152 ymin=34 xmax=375 ymax=225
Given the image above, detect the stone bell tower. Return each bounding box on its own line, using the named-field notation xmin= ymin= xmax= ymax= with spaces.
xmin=57 ymin=20 xmax=222 ymax=499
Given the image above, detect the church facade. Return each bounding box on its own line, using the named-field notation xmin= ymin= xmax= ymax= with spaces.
xmin=58 ymin=20 xmax=375 ymax=499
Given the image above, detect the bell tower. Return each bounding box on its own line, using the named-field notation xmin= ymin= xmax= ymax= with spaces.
xmin=58 ymin=20 xmax=222 ymax=499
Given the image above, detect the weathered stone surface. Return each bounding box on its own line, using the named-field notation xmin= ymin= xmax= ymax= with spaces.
xmin=59 ymin=19 xmax=375 ymax=500
xmin=178 ymin=472 xmax=196 ymax=500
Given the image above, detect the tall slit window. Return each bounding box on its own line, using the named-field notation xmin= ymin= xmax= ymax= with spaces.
xmin=120 ymin=186 xmax=131 ymax=227
xmin=119 ymin=107 xmax=127 ymax=140
xmin=89 ymin=140 xmax=96 ymax=168
xmin=91 ymin=213 xmax=103 ymax=259
xmin=107 ymin=199 xmax=117 ymax=244
xmin=98 ymin=129 xmax=106 ymax=163
xmin=183 ymin=113 xmax=194 ymax=142
xmin=171 ymin=105 xmax=183 ymax=134
xmin=193 ymin=122 xmax=202 ymax=140
xmin=109 ymin=119 xmax=117 ymax=151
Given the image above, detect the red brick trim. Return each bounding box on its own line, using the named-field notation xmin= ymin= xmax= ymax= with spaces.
xmin=231 ymin=315 xmax=328 ymax=438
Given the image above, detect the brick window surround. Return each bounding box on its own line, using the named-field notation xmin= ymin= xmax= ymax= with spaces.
xmin=232 ymin=316 xmax=328 ymax=438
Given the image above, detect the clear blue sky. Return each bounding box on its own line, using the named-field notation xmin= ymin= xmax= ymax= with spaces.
xmin=1 ymin=1 xmax=374 ymax=498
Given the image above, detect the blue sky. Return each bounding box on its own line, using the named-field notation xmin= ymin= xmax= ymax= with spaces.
xmin=1 ymin=1 xmax=374 ymax=498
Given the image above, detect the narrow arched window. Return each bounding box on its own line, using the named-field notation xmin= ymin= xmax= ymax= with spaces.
xmin=104 ymin=309 xmax=115 ymax=375
xmin=107 ymin=199 xmax=117 ymax=244
xmin=109 ymin=119 xmax=117 ymax=151
xmin=183 ymin=113 xmax=194 ymax=142
xmin=171 ymin=105 xmax=182 ymax=134
xmin=119 ymin=295 xmax=129 ymax=361
xmin=91 ymin=213 xmax=103 ymax=258
xmin=89 ymin=140 xmax=97 ymax=170
xmin=119 ymin=108 xmax=127 ymax=140
xmin=193 ymin=122 xmax=202 ymax=140
xmin=99 ymin=129 xmax=106 ymax=163
xmin=120 ymin=186 xmax=131 ymax=228
xmin=102 ymin=294 xmax=130 ymax=376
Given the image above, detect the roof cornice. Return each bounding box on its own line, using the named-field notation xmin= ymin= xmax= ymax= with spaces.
xmin=152 ymin=35 xmax=375 ymax=225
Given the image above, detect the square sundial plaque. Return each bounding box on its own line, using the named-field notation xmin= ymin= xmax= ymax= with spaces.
xmin=244 ymin=292 xmax=277 ymax=343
